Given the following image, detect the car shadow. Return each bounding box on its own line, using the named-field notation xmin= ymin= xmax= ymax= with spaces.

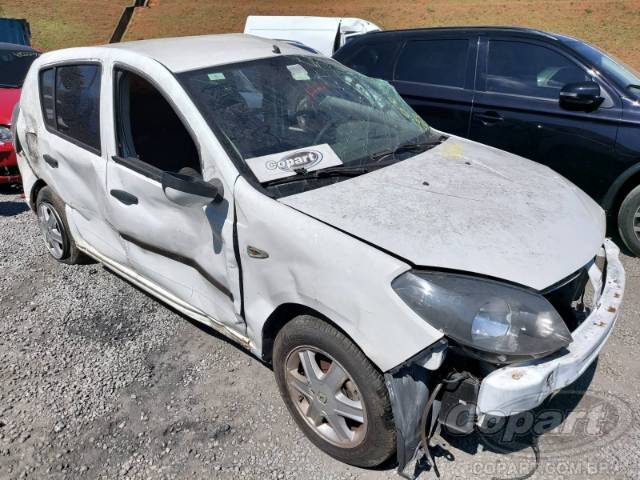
xmin=0 ymin=199 xmax=29 ymax=217
xmin=0 ymin=184 xmax=28 ymax=217
xmin=100 ymin=263 xmax=267 ymax=367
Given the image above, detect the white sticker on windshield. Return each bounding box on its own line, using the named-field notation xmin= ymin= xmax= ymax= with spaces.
xmin=207 ymin=72 xmax=226 ymax=81
xmin=286 ymin=64 xmax=310 ymax=81
xmin=245 ymin=144 xmax=344 ymax=183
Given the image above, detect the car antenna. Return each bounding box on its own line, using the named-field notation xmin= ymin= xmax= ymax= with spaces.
xmin=272 ymin=45 xmax=281 ymax=54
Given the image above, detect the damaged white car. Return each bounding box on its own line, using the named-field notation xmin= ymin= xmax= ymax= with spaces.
xmin=14 ymin=34 xmax=625 ymax=472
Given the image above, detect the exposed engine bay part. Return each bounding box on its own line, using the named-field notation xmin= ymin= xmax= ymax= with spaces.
xmin=438 ymin=373 xmax=480 ymax=435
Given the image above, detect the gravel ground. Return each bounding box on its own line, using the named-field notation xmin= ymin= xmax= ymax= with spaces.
xmin=1 ymin=185 xmax=639 ymax=480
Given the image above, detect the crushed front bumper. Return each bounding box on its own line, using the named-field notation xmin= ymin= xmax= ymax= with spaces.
xmin=476 ymin=238 xmax=624 ymax=418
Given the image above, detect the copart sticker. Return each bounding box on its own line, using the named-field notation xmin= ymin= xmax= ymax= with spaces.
xmin=245 ymin=144 xmax=343 ymax=183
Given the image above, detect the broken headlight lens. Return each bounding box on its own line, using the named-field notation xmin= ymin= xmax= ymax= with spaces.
xmin=392 ymin=271 xmax=572 ymax=360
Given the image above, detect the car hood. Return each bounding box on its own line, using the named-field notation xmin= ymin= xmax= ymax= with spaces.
xmin=280 ymin=136 xmax=605 ymax=290
xmin=0 ymin=87 xmax=21 ymax=125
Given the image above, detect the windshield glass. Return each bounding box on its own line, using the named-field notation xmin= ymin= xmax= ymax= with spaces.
xmin=0 ymin=48 xmax=39 ymax=88
xmin=179 ymin=55 xmax=435 ymax=184
xmin=566 ymin=40 xmax=640 ymax=98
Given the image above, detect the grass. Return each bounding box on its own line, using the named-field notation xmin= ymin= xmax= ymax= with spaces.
xmin=0 ymin=0 xmax=130 ymax=50
xmin=1 ymin=0 xmax=639 ymax=69
xmin=125 ymin=0 xmax=640 ymax=69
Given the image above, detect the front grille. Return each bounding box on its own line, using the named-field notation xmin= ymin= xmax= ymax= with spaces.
xmin=543 ymin=265 xmax=590 ymax=331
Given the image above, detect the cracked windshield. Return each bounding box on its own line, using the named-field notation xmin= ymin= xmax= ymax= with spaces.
xmin=179 ymin=55 xmax=442 ymax=190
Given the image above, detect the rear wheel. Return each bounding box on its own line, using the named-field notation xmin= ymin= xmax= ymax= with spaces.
xmin=36 ymin=186 xmax=84 ymax=264
xmin=617 ymin=185 xmax=640 ymax=256
xmin=273 ymin=315 xmax=396 ymax=467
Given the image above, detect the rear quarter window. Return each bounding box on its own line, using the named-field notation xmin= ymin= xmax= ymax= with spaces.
xmin=55 ymin=65 xmax=101 ymax=152
xmin=39 ymin=68 xmax=56 ymax=129
xmin=39 ymin=63 xmax=102 ymax=154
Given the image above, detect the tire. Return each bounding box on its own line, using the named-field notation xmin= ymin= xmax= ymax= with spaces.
xmin=273 ymin=315 xmax=396 ymax=467
xmin=35 ymin=186 xmax=84 ymax=264
xmin=618 ymin=184 xmax=640 ymax=256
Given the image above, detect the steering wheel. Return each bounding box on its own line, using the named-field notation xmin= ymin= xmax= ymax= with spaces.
xmin=313 ymin=118 xmax=339 ymax=145
xmin=295 ymin=107 xmax=337 ymax=145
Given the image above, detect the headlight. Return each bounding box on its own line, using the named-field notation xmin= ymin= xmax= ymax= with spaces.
xmin=392 ymin=271 xmax=572 ymax=362
xmin=0 ymin=125 xmax=12 ymax=142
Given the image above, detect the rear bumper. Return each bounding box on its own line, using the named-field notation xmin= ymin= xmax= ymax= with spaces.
xmin=476 ymin=238 xmax=624 ymax=418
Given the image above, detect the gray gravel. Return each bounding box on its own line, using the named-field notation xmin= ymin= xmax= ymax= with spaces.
xmin=1 ymin=185 xmax=639 ymax=480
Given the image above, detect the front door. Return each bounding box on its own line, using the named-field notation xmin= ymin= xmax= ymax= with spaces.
xmin=469 ymin=38 xmax=622 ymax=202
xmin=105 ymin=66 xmax=243 ymax=334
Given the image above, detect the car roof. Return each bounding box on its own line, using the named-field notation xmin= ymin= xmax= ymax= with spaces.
xmin=358 ymin=26 xmax=564 ymax=41
xmin=100 ymin=33 xmax=316 ymax=73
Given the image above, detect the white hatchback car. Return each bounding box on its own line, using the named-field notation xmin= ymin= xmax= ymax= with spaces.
xmin=14 ymin=34 xmax=625 ymax=471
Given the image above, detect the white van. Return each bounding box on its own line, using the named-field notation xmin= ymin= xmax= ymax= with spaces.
xmin=244 ymin=16 xmax=380 ymax=56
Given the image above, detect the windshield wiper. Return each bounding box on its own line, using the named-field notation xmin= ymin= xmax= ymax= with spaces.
xmin=264 ymin=165 xmax=370 ymax=187
xmin=628 ymin=84 xmax=640 ymax=91
xmin=370 ymin=136 xmax=447 ymax=163
xmin=0 ymin=83 xmax=20 ymax=89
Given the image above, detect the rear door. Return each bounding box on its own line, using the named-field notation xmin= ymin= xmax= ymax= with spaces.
xmin=391 ymin=33 xmax=478 ymax=136
xmin=469 ymin=36 xmax=622 ymax=202
xmin=35 ymin=63 xmax=122 ymax=261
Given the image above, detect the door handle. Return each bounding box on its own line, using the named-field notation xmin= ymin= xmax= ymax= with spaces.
xmin=110 ymin=189 xmax=138 ymax=205
xmin=43 ymin=154 xmax=59 ymax=168
xmin=474 ymin=111 xmax=504 ymax=126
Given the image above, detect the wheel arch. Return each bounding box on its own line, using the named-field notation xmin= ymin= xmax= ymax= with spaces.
xmin=30 ymin=179 xmax=48 ymax=212
xmin=260 ymin=302 xmax=366 ymax=367
xmin=602 ymin=162 xmax=640 ymax=216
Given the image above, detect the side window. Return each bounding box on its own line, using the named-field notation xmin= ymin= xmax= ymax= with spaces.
xmin=395 ymin=39 xmax=469 ymax=88
xmin=485 ymin=41 xmax=593 ymax=99
xmin=115 ymin=70 xmax=201 ymax=176
xmin=55 ymin=65 xmax=101 ymax=151
xmin=339 ymin=42 xmax=401 ymax=80
xmin=39 ymin=68 xmax=55 ymax=128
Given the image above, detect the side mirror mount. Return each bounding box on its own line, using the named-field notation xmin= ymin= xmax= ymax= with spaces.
xmin=559 ymin=81 xmax=604 ymax=111
xmin=162 ymin=171 xmax=224 ymax=207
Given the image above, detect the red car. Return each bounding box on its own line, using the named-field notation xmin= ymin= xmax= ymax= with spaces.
xmin=0 ymin=43 xmax=39 ymax=185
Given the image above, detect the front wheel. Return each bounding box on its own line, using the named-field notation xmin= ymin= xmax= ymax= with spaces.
xmin=617 ymin=184 xmax=640 ymax=256
xmin=273 ymin=315 xmax=396 ymax=467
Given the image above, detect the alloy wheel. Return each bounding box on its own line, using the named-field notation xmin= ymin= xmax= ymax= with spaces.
xmin=284 ymin=346 xmax=367 ymax=448
xmin=37 ymin=202 xmax=65 ymax=259
xmin=634 ymin=206 xmax=640 ymax=241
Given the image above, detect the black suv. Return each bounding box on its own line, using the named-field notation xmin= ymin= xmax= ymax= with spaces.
xmin=334 ymin=27 xmax=640 ymax=255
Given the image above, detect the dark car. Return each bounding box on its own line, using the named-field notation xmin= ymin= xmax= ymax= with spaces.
xmin=0 ymin=18 xmax=31 ymax=46
xmin=334 ymin=27 xmax=640 ymax=255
